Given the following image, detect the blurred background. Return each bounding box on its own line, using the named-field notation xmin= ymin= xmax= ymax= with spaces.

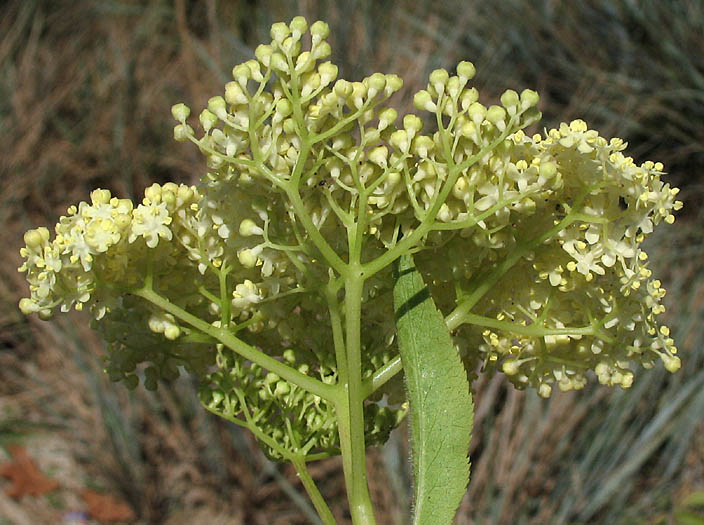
xmin=1 ymin=0 xmax=703 ymax=523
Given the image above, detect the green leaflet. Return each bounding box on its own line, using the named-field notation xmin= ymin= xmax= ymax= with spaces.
xmin=393 ymin=253 xmax=474 ymax=525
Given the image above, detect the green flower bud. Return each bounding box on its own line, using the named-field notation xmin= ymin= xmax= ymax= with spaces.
xmin=390 ymin=129 xmax=409 ymax=152
xmin=265 ymin=372 xmax=280 ymax=385
xmin=199 ymin=109 xmax=218 ymax=132
xmin=207 ymin=96 xmax=227 ymax=118
xmin=19 ymin=298 xmax=39 ymax=315
xmin=460 ymin=88 xmax=479 ymax=110
xmin=310 ymin=20 xmax=330 ymax=40
xmin=539 ymin=161 xmax=557 ymax=180
xmin=239 ymin=219 xmax=263 ymax=237
xmin=318 ymin=61 xmax=338 ymax=85
xmin=171 ymin=103 xmax=190 ymax=122
xmin=413 ymin=90 xmax=436 ymax=112
xmin=368 ymin=146 xmax=389 ymax=168
xmin=520 ymin=89 xmax=540 ymax=109
xmin=502 ymin=359 xmax=521 ymax=375
xmin=467 ymin=102 xmax=487 ymax=125
xmin=334 ymin=79 xmax=352 ymax=98
xmin=275 ymin=381 xmax=290 ymax=396
xmin=429 ymin=68 xmax=449 ymax=94
xmin=225 ymin=81 xmax=248 ymax=105
xmin=270 ymin=22 xmax=290 ymax=43
xmin=289 ymin=16 xmax=308 ymax=38
xmin=403 ymin=114 xmax=423 ymax=136
xmin=255 ymin=44 xmax=273 ymax=67
xmin=23 ymin=227 xmax=49 ymax=248
xmin=313 ymin=41 xmax=331 ymax=60
xmin=232 ymin=64 xmax=251 ymax=86
xmin=486 ymin=105 xmax=507 ymax=131
xmin=500 ymin=89 xmax=520 ymax=109
xmin=164 ymin=324 xmax=181 ymax=340
xmin=457 ymin=60 xmax=476 ymax=82
xmin=447 ymin=76 xmax=461 ymax=98
xmin=384 ymin=74 xmax=403 ymax=95
xmin=663 ymin=354 xmax=681 ymax=373
xmin=377 ymin=108 xmax=397 ymax=130
xmin=412 ymin=136 xmax=435 ymax=158
xmin=365 ymin=72 xmax=386 ymax=98
xmin=173 ymin=124 xmax=193 ymax=142
xmin=269 ymin=52 xmax=288 ymax=73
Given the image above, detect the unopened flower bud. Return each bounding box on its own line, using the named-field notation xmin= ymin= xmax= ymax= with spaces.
xmin=520 ymin=89 xmax=540 ymax=109
xmin=225 ymin=81 xmax=248 ymax=105
xmin=310 ymin=20 xmax=330 ymax=41
xmin=663 ymin=354 xmax=681 ymax=373
xmin=270 ymin=22 xmax=290 ymax=43
xmin=312 ymin=41 xmax=331 ymax=60
xmin=289 ymin=16 xmax=308 ymax=38
xmin=486 ymin=105 xmax=507 ymax=131
xmin=173 ymin=124 xmax=193 ymax=142
xmin=171 ymin=103 xmax=190 ymax=122
xmin=403 ymin=114 xmax=423 ymax=136
xmin=199 ymin=109 xmax=218 ymax=132
xmin=239 ymin=219 xmax=264 ymax=237
xmin=390 ymin=129 xmax=409 ymax=152
xmin=275 ymin=99 xmax=293 ymax=118
xmin=457 ymin=61 xmax=476 ymax=82
xmin=269 ymin=52 xmax=288 ymax=73
xmin=377 ymin=108 xmax=397 ymax=130
xmin=502 ymin=358 xmax=521 ymax=375
xmin=365 ymin=73 xmax=386 ymax=98
xmin=429 ymin=68 xmax=449 ymax=94
xmin=318 ymin=62 xmax=338 ymax=85
xmin=255 ymin=44 xmax=273 ymax=67
xmin=384 ymin=74 xmax=403 ymax=95
xmin=413 ymin=90 xmax=436 ymax=112
xmin=460 ymin=88 xmax=479 ymax=110
xmin=468 ymin=102 xmax=486 ymax=125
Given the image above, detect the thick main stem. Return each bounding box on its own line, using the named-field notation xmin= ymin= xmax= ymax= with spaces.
xmin=336 ymin=270 xmax=377 ymax=525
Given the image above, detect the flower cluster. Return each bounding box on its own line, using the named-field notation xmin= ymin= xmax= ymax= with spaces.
xmin=19 ymin=184 xmax=200 ymax=318
xmin=20 ymin=16 xmax=682 ymax=460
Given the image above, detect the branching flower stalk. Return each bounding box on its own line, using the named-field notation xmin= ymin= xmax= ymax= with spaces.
xmin=19 ymin=17 xmax=682 ymax=524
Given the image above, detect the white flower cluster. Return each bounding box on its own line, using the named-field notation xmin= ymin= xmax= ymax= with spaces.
xmin=19 ymin=14 xmax=682 ymax=445
xmin=414 ymin=120 xmax=683 ymax=396
xmin=19 ymin=185 xmax=198 ymax=317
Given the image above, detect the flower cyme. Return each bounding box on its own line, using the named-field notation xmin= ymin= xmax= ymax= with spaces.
xmin=19 ymin=17 xmax=682 ymax=473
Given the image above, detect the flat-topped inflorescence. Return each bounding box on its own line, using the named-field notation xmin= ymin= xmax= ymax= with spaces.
xmin=19 ymin=16 xmax=682 ymax=467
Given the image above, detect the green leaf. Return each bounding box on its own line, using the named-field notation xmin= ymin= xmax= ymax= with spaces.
xmin=393 ymin=253 xmax=474 ymax=525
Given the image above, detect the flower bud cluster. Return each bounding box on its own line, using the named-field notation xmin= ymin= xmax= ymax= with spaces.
xmin=199 ymin=346 xmax=403 ymax=459
xmin=19 ymin=16 xmax=682 ymax=454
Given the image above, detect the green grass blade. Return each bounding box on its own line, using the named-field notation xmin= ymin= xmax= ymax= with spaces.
xmin=393 ymin=253 xmax=474 ymax=525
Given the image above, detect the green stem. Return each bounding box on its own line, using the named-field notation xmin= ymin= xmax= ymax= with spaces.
xmin=285 ymin=184 xmax=348 ymax=276
xmin=361 ymin=355 xmax=402 ymax=399
xmin=453 ymin=313 xmax=596 ymax=337
xmin=335 ymin=270 xmax=377 ymax=525
xmin=445 ymin=192 xmax=591 ymax=329
xmin=291 ymin=457 xmax=337 ymax=525
xmin=133 ymin=286 xmax=336 ymax=403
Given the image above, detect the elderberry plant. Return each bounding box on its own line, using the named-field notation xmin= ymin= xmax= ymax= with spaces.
xmin=19 ymin=16 xmax=682 ymax=524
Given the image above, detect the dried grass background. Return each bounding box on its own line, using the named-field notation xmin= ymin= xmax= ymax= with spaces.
xmin=1 ymin=1 xmax=703 ymax=524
